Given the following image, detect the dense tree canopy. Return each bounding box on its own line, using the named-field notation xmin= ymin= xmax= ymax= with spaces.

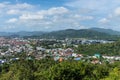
xmin=76 ymin=41 xmax=120 ymax=56
xmin=0 ymin=59 xmax=119 ymax=80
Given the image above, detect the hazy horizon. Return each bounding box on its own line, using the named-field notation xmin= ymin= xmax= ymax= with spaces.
xmin=1 ymin=0 xmax=120 ymax=32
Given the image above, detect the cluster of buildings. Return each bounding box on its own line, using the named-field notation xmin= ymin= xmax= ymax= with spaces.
xmin=35 ymin=48 xmax=83 ymax=61
xmin=0 ymin=37 xmax=29 ymax=56
xmin=0 ymin=37 xmax=118 ymax=64
xmin=64 ymin=38 xmax=114 ymax=45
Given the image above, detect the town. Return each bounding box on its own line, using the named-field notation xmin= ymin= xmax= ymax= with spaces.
xmin=0 ymin=37 xmax=118 ymax=64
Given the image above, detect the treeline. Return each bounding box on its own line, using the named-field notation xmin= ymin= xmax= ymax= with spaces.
xmin=23 ymin=29 xmax=120 ymax=40
xmin=0 ymin=59 xmax=120 ymax=80
xmin=76 ymin=41 xmax=120 ymax=56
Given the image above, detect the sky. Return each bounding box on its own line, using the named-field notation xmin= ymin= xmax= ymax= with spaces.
xmin=1 ymin=0 xmax=120 ymax=32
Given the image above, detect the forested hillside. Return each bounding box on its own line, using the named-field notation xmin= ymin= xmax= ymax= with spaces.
xmin=75 ymin=41 xmax=120 ymax=56
xmin=37 ymin=29 xmax=119 ymax=40
xmin=0 ymin=59 xmax=119 ymax=80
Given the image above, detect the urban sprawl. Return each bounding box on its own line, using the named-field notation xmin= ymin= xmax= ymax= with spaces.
xmin=0 ymin=37 xmax=118 ymax=64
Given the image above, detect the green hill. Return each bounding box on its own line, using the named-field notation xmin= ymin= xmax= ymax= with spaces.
xmin=40 ymin=29 xmax=118 ymax=40
xmin=90 ymin=28 xmax=120 ymax=35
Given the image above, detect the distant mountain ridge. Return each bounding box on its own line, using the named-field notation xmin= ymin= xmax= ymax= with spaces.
xmin=0 ymin=32 xmax=13 ymax=36
xmin=90 ymin=28 xmax=120 ymax=35
xmin=40 ymin=29 xmax=117 ymax=39
xmin=0 ymin=28 xmax=120 ymax=40
xmin=15 ymin=31 xmax=46 ymax=37
xmin=0 ymin=31 xmax=46 ymax=37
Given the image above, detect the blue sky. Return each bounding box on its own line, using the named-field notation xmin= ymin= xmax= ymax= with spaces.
xmin=1 ymin=0 xmax=120 ymax=32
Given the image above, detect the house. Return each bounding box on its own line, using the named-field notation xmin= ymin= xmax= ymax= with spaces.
xmin=94 ymin=53 xmax=101 ymax=58
xmin=74 ymin=57 xmax=81 ymax=61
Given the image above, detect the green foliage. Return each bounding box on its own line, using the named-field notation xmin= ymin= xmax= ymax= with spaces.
xmin=41 ymin=29 xmax=118 ymax=40
xmin=38 ymin=61 xmax=109 ymax=80
xmin=76 ymin=41 xmax=120 ymax=55
xmin=101 ymin=67 xmax=120 ymax=80
xmin=0 ymin=59 xmax=119 ymax=80
xmin=0 ymin=46 xmax=9 ymax=52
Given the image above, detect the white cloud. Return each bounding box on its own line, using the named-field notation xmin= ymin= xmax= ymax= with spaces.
xmin=82 ymin=16 xmax=94 ymax=20
xmin=18 ymin=7 xmax=69 ymax=20
xmin=7 ymin=9 xmax=20 ymax=15
xmin=15 ymin=3 xmax=33 ymax=9
xmin=19 ymin=7 xmax=69 ymax=21
xmin=0 ymin=2 xmax=35 ymax=16
xmin=66 ymin=0 xmax=101 ymax=9
xmin=7 ymin=3 xmax=34 ymax=10
xmin=11 ymin=6 xmax=94 ymax=31
xmin=47 ymin=7 xmax=69 ymax=15
xmin=37 ymin=7 xmax=69 ymax=15
xmin=98 ymin=7 xmax=120 ymax=24
xmin=114 ymin=7 xmax=120 ymax=16
xmin=19 ymin=14 xmax=44 ymax=20
xmin=99 ymin=6 xmax=120 ymax=25
xmin=98 ymin=18 xmax=109 ymax=24
xmin=70 ymin=14 xmax=94 ymax=21
xmin=6 ymin=18 xmax=17 ymax=23
xmin=0 ymin=2 xmax=34 ymax=10
xmin=0 ymin=3 xmax=6 ymax=9
xmin=0 ymin=2 xmax=94 ymax=31
xmin=0 ymin=2 xmax=10 ymax=9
